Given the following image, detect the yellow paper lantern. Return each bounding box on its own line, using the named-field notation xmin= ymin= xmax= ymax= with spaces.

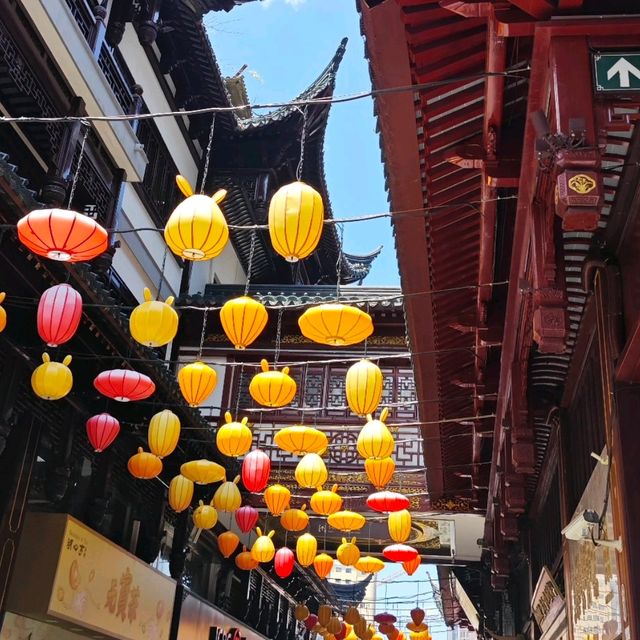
xmin=216 ymin=411 xmax=252 ymax=457
xmin=268 ymin=181 xmax=324 ymax=262
xmin=129 ymin=287 xmax=178 ymax=348
xmin=346 ymin=359 xmax=383 ymax=417
xmin=298 ymin=304 xmax=373 ymax=347
xmin=180 ymin=459 xmax=226 ymax=484
xmin=357 ymin=408 xmax=394 ymax=459
xmin=193 ymin=500 xmax=218 ymax=530
xmin=310 ymin=484 xmax=343 ymax=516
xmin=168 ymin=474 xmax=194 ymax=512
xmin=251 ymin=527 xmax=276 ymax=563
xmin=355 ymin=556 xmax=385 ymax=574
xmin=249 ymin=359 xmax=297 ymax=407
xmin=213 ymin=475 xmax=242 ymax=512
xmin=235 ymin=546 xmax=259 ymax=571
xmin=295 ymin=453 xmax=328 ymax=489
xmin=127 ymin=447 xmax=162 ymax=479
xmin=296 ymin=532 xmax=317 ymax=567
xmin=313 ymin=553 xmax=334 ymax=579
xmin=318 ymin=605 xmax=333 ymax=628
xmin=220 ymin=296 xmax=268 ymax=350
xmin=388 ymin=510 xmax=412 ymax=543
xmin=328 ymin=510 xmax=366 ymax=532
xmin=345 ymin=609 xmax=360 ymax=625
xmin=274 ymin=425 xmax=328 ymax=455
xmin=148 ymin=409 xmax=180 ymax=458
xmin=218 ymin=531 xmax=240 ymax=558
xmin=164 ymin=175 xmax=229 ymax=261
xmin=178 ymin=361 xmax=217 ymax=407
xmin=264 ymin=484 xmax=291 ymax=516
xmin=280 ymin=504 xmax=309 ymax=532
xmin=294 ymin=604 xmax=310 ymax=621
xmin=0 ymin=292 xmax=6 ymax=332
xmin=327 ymin=618 xmax=342 ymax=635
xmin=31 ymin=353 xmax=73 ymax=400
xmin=364 ymin=457 xmax=395 ymax=490
xmin=345 ymin=628 xmax=358 ymax=640
xmin=336 ymin=537 xmax=360 ymax=567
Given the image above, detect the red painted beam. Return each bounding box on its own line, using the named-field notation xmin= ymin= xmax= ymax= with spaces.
xmin=507 ymin=0 xmax=554 ymax=19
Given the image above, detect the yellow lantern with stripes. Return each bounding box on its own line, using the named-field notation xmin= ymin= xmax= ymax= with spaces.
xmin=268 ymin=181 xmax=324 ymax=262
xmin=274 ymin=425 xmax=328 ymax=455
xmin=295 ymin=453 xmax=328 ymax=489
xmin=180 ymin=459 xmax=226 ymax=484
xmin=356 ymin=556 xmax=385 ymax=574
xmin=168 ymin=475 xmax=194 ymax=512
xmin=164 ymin=175 xmax=229 ymax=261
xmin=313 ymin=553 xmax=334 ymax=579
xmin=264 ymin=484 xmax=291 ymax=516
xmin=251 ymin=527 xmax=276 ymax=563
xmin=310 ymin=484 xmax=343 ymax=516
xmin=31 ymin=353 xmax=73 ymax=400
xmin=336 ymin=537 xmax=360 ymax=567
xmin=216 ymin=411 xmax=252 ymax=457
xmin=298 ymin=304 xmax=373 ymax=347
xmin=148 ymin=409 xmax=180 ymax=458
xmin=296 ymin=532 xmax=317 ymax=567
xmin=357 ymin=408 xmax=394 ymax=460
xmin=129 ymin=287 xmax=178 ymax=348
xmin=280 ymin=504 xmax=309 ymax=532
xmin=178 ymin=361 xmax=217 ymax=407
xmin=192 ymin=500 xmax=218 ymax=530
xmin=249 ymin=359 xmax=297 ymax=408
xmin=364 ymin=457 xmax=395 ymax=490
xmin=328 ymin=510 xmax=366 ymax=532
xmin=220 ymin=296 xmax=268 ymax=350
xmin=346 ymin=359 xmax=383 ymax=417
xmin=388 ymin=509 xmax=412 ymax=543
xmin=213 ymin=475 xmax=242 ymax=512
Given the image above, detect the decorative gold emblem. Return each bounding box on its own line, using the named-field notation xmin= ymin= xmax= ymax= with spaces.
xmin=568 ymin=173 xmax=596 ymax=194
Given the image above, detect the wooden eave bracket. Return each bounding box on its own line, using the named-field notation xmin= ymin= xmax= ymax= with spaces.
xmin=447 ymin=147 xmax=520 ymax=185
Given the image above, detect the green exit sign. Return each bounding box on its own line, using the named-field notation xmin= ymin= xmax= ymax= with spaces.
xmin=594 ymin=51 xmax=640 ymax=92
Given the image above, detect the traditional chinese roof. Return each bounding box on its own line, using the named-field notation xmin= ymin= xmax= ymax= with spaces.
xmin=327 ymin=575 xmax=373 ymax=607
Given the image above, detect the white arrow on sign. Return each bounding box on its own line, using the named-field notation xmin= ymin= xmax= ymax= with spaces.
xmin=607 ymin=57 xmax=640 ymax=88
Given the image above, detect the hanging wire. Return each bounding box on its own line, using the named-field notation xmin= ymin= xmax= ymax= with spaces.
xmin=235 ymin=363 xmax=245 ymax=416
xmin=156 ymin=245 xmax=169 ymax=299
xmin=335 ymin=223 xmax=344 ymax=301
xmin=244 ymin=229 xmax=257 ymax=296
xmin=197 ymin=306 xmax=209 ymax=360
xmin=295 ymin=106 xmax=308 ymax=181
xmin=67 ymin=123 xmax=90 ymax=209
xmin=199 ymin=114 xmax=216 ymax=194
xmin=274 ymin=308 xmax=284 ymax=365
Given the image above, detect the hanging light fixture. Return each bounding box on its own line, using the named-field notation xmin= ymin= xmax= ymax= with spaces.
xmin=295 ymin=604 xmax=311 ymax=622
xmin=213 ymin=475 xmax=242 ymax=512
xmin=345 ymin=359 xmax=383 ymax=417
xmin=364 ymin=457 xmax=395 ymax=490
xmin=168 ymin=475 xmax=194 ymax=513
xmin=180 ymin=459 xmax=226 ymax=485
xmin=327 ymin=618 xmax=342 ymax=635
xmin=241 ymin=449 xmax=271 ymax=492
xmin=94 ymin=369 xmax=155 ymax=402
xmin=129 ymin=288 xmax=179 ymax=348
xmin=295 ymin=532 xmax=317 ymax=567
xmin=177 ymin=361 xmax=217 ymax=407
xmin=220 ymin=296 xmax=268 ymax=350
xmin=318 ymin=605 xmax=333 ymax=628
xmin=216 ymin=412 xmax=252 ymax=458
xmin=280 ymin=504 xmax=309 ymax=532
xmin=31 ymin=353 xmax=73 ymax=400
xmin=164 ymin=176 xmax=229 ymax=261
xmin=274 ymin=547 xmax=295 ymax=578
xmin=357 ymin=408 xmax=394 ymax=460
xmin=336 ymin=537 xmax=360 ymax=567
xmin=313 ymin=553 xmax=334 ymax=579
xmin=85 ymin=413 xmax=120 ymax=452
xmin=366 ymin=491 xmax=410 ymax=514
xmin=298 ymin=304 xmax=373 ymax=347
xmin=235 ymin=505 xmax=259 ymax=533
xmin=148 ymin=409 xmax=181 ymax=458
xmin=295 ymin=453 xmax=328 ymax=489
xmin=274 ymin=425 xmax=328 ymax=455
xmin=264 ymin=484 xmax=291 ymax=515
xmin=388 ymin=509 xmax=412 ymax=543
xmin=217 ymin=531 xmax=240 ymax=558
xmin=268 ymin=181 xmax=324 ymax=262
xmin=235 ymin=546 xmax=259 ymax=571
xmin=356 ymin=556 xmax=385 ymax=574
xmin=410 ymin=609 xmax=425 ymax=626
xmin=382 ymin=544 xmax=418 ymax=563
xmin=37 ymin=284 xmax=83 ymax=347
xmin=17 ymin=208 xmax=108 ymax=262
xmin=402 ymin=555 xmax=421 ymax=576
xmin=304 ymin=615 xmax=319 ymax=631
xmin=310 ymin=484 xmax=343 ymax=516
xmin=251 ymin=528 xmax=276 ymax=563
xmin=345 ymin=609 xmax=360 ymax=626
xmin=0 ymin=292 xmax=6 ymax=333
xmin=192 ymin=500 xmax=218 ymax=530
xmin=128 ymin=447 xmax=162 ymax=479
xmin=249 ymin=359 xmax=297 ymax=408
xmin=327 ymin=510 xmax=366 ymax=532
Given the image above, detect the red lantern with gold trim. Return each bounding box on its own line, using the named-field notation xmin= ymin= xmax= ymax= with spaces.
xmin=94 ymin=369 xmax=155 ymax=402
xmin=86 ymin=413 xmax=120 ymax=452
xmin=242 ymin=449 xmax=271 ymax=492
xmin=37 ymin=284 xmax=83 ymax=347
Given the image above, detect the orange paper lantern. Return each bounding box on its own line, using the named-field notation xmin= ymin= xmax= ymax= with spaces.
xmin=177 ymin=361 xmax=217 ymax=407
xmin=128 ymin=447 xmax=162 ymax=479
xmin=249 ymin=359 xmax=296 ymax=408
xmin=313 ymin=553 xmax=334 ymax=579
xmin=235 ymin=546 xmax=259 ymax=571
xmin=218 ymin=531 xmax=240 ymax=558
xmin=264 ymin=484 xmax=291 ymax=516
xmin=365 ymin=457 xmax=395 ymax=490
xmin=220 ymin=296 xmax=268 ymax=349
xmin=310 ymin=484 xmax=343 ymax=516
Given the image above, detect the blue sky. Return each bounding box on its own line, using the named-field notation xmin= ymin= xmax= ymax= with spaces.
xmin=206 ymin=0 xmax=400 ymax=286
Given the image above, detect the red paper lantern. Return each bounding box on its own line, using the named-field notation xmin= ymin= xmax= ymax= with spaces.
xmin=17 ymin=208 xmax=108 ymax=262
xmin=242 ymin=449 xmax=271 ymax=492
xmin=94 ymin=369 xmax=155 ymax=402
xmin=335 ymin=623 xmax=348 ymax=640
xmin=274 ymin=547 xmax=295 ymax=578
xmin=383 ymin=544 xmax=418 ymax=563
xmin=235 ymin=505 xmax=259 ymax=533
xmin=304 ymin=615 xmax=319 ymax=632
xmin=37 ymin=284 xmax=83 ymax=347
xmin=375 ymin=614 xmax=397 ymax=625
xmin=366 ymin=491 xmax=410 ymax=513
xmin=86 ymin=413 xmax=120 ymax=452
